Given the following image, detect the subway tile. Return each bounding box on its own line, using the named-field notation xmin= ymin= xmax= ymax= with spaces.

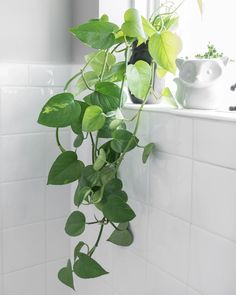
xmin=3 ymin=264 xmax=45 ymax=295
xmin=147 ymin=208 xmax=190 ymax=283
xmin=149 ymin=151 xmax=192 ymax=221
xmin=194 ymin=119 xmax=236 ymax=169
xmin=146 ymin=263 xmax=187 ymax=295
xmin=0 ymin=87 xmax=52 ymax=134
xmin=46 ymin=184 xmax=71 ymax=220
xmin=189 ymin=226 xmax=236 ymax=295
xmin=187 ymin=288 xmax=202 ymax=295
xmin=0 ymin=64 xmax=28 ymax=86
xmin=75 ymin=278 xmax=113 ymax=295
xmin=192 ymin=161 xmax=236 ymax=241
xmin=1 ymin=178 xmax=45 ymax=228
xmin=46 ymin=260 xmax=71 ymax=295
xmin=1 ymin=133 xmax=48 ymax=182
xmin=149 ymin=112 xmax=193 ymax=157
xmin=29 ymin=65 xmax=71 ymax=87
xmin=2 ymin=223 xmax=45 ymax=273
xmin=112 ymin=247 xmax=147 ymax=295
xmin=46 ymin=218 xmax=70 ymax=261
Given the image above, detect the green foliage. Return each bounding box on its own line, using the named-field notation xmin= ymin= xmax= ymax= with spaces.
xmin=36 ymin=2 xmax=197 ymax=291
xmin=195 ymin=43 xmax=224 ymax=59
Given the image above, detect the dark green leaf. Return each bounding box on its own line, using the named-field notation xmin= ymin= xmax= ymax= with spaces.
xmin=58 ymin=260 xmax=74 ymax=290
xmin=111 ymin=129 xmax=139 ymax=153
xmin=47 ymin=151 xmax=84 ymax=185
xmin=104 ymin=178 xmax=123 ymax=195
xmin=100 ymin=141 xmax=120 ymax=164
xmin=97 ymin=118 xmax=113 ymax=138
xmin=102 ymin=196 xmax=136 ymax=223
xmin=38 ymin=93 xmax=80 ymax=128
xmin=74 ymin=242 xmax=89 ymax=260
xmin=103 ymin=62 xmax=126 ymax=82
xmin=74 ymin=185 xmax=91 ymax=207
xmin=107 ymin=223 xmax=133 ymax=246
xmin=91 ymin=189 xmax=103 ymax=204
xmin=84 ymin=91 xmax=120 ymax=113
xmin=73 ymin=131 xmax=84 ymax=148
xmin=71 ymin=101 xmax=88 ymax=134
xmin=70 ymin=21 xmax=119 ymax=49
xmin=65 ymin=211 xmax=86 ymax=237
xmin=142 ymin=143 xmax=155 ymax=163
xmin=82 ymin=105 xmax=105 ymax=132
xmin=79 ymin=165 xmax=101 ymax=188
xmin=74 ymin=253 xmax=108 ymax=278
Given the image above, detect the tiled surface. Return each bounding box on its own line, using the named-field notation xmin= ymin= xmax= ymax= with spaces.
xmin=0 ymin=64 xmax=71 ymax=295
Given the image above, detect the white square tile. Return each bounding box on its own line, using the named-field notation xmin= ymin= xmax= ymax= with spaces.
xmin=46 ymin=218 xmax=70 ymax=261
xmin=189 ymin=226 xmax=236 ymax=295
xmin=46 ymin=259 xmax=71 ymax=295
xmin=3 ymin=223 xmax=45 ymax=273
xmin=149 ymin=112 xmax=193 ymax=157
xmin=192 ymin=161 xmax=236 ymax=241
xmin=0 ymin=64 xmax=28 ymax=86
xmin=112 ymin=247 xmax=147 ymax=295
xmin=127 ymin=199 xmax=149 ymax=258
xmin=1 ymin=178 xmax=45 ymax=228
xmin=146 ymin=263 xmax=187 ymax=295
xmin=0 ymin=275 xmax=3 ymax=295
xmin=3 ymin=264 xmax=45 ymax=295
xmin=194 ymin=119 xmax=236 ymax=169
xmin=1 ymin=133 xmax=48 ymax=182
xmin=149 ymin=151 xmax=192 ymax=221
xmin=46 ymin=184 xmax=71 ymax=219
xmin=120 ymin=147 xmax=149 ymax=204
xmin=147 ymin=208 xmax=190 ymax=282
xmin=187 ymin=287 xmax=202 ymax=295
xmin=0 ymin=87 xmax=52 ymax=134
xmin=29 ymin=65 xmax=71 ymax=87
xmin=75 ymin=278 xmax=113 ymax=295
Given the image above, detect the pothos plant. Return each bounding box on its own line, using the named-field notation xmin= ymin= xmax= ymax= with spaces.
xmin=38 ymin=2 xmax=201 ymax=291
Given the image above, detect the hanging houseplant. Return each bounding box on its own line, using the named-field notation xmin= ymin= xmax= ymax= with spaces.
xmin=37 ymin=1 xmax=202 ymax=291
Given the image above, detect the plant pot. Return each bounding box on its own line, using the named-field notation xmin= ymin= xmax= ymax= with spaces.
xmin=174 ymin=57 xmax=228 ymax=110
xmin=128 ymin=40 xmax=164 ymax=104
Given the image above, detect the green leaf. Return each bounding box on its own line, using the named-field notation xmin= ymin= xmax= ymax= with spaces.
xmin=163 ymin=16 xmax=179 ymax=30
xmin=74 ymin=242 xmax=89 ymax=260
xmin=121 ymin=8 xmax=146 ymax=45
xmin=73 ymin=131 xmax=84 ymax=148
xmin=161 ymin=87 xmax=178 ymax=107
xmin=156 ymin=66 xmax=167 ymax=78
xmin=149 ymin=31 xmax=182 ymax=74
xmin=82 ymin=105 xmax=105 ymax=132
xmin=127 ymin=60 xmax=152 ymax=100
xmin=85 ymin=51 xmax=116 ymax=76
xmin=142 ymin=143 xmax=155 ymax=164
xmin=100 ymin=14 xmax=109 ymax=22
xmin=38 ymin=93 xmax=80 ymax=128
xmin=97 ymin=118 xmax=113 ymax=138
xmin=70 ymin=21 xmax=119 ymax=49
xmin=103 ymin=62 xmax=126 ymax=82
xmin=111 ymin=129 xmax=139 ymax=153
xmin=103 ymin=196 xmax=136 ymax=223
xmin=79 ymin=165 xmax=101 ymax=188
xmin=65 ymin=211 xmax=86 ymax=237
xmin=197 ymin=0 xmax=203 ymax=14
xmin=142 ymin=16 xmax=156 ymax=37
xmin=93 ymin=149 xmax=106 ymax=171
xmin=109 ymin=119 xmax=124 ymax=130
xmin=58 ymin=260 xmax=74 ymax=290
xmin=91 ymin=189 xmax=103 ymax=204
xmin=74 ymin=185 xmax=91 ymax=207
xmin=77 ymin=71 xmax=98 ymax=94
xmin=71 ymin=101 xmax=88 ymax=134
xmin=107 ymin=222 xmax=133 ymax=246
xmin=104 ymin=178 xmax=123 ymax=195
xmin=74 ymin=253 xmax=108 ymax=279
xmin=48 ymin=151 xmax=84 ymax=185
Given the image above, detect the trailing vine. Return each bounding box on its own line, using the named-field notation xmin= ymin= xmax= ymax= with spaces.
xmin=37 ymin=2 xmax=201 ymax=291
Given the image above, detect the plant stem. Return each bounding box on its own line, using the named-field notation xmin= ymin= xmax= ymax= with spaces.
xmin=56 ymin=128 xmax=66 ymax=153
xmin=100 ymin=49 xmax=109 ymax=80
xmin=81 ymin=71 xmax=94 ymax=91
xmin=89 ymin=133 xmax=96 ymax=164
xmin=88 ymin=219 xmax=105 ymax=257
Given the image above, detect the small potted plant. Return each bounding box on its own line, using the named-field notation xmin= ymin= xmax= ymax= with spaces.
xmin=175 ymin=43 xmax=229 ymax=109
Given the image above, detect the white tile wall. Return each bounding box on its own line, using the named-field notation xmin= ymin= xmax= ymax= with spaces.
xmin=0 ymin=64 xmax=72 ymax=295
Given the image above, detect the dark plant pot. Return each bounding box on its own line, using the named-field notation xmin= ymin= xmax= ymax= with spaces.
xmin=128 ymin=40 xmax=165 ymax=104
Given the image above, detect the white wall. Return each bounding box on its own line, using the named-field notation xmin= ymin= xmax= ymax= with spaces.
xmin=76 ymin=109 xmax=236 ymax=295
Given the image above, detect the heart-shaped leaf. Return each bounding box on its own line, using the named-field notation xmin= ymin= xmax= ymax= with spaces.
xmin=58 ymin=260 xmax=74 ymax=290
xmin=74 ymin=253 xmax=108 ymax=279
xmin=82 ymin=105 xmax=105 ymax=132
xmin=149 ymin=31 xmax=182 ymax=74
xmin=65 ymin=211 xmax=86 ymax=237
xmin=142 ymin=143 xmax=155 ymax=164
xmin=107 ymin=222 xmax=134 ymax=246
xmin=127 ymin=60 xmax=152 ymax=100
xmin=73 ymin=131 xmax=84 ymax=148
xmin=48 ymin=151 xmax=84 ymax=185
xmin=38 ymin=93 xmax=81 ymax=128
xmin=111 ymin=129 xmax=139 ymax=153
xmin=74 ymin=185 xmax=91 ymax=207
xmin=70 ymin=21 xmax=119 ymax=49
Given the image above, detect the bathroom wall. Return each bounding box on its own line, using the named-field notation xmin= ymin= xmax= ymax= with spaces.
xmin=76 ymin=108 xmax=236 ymax=295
